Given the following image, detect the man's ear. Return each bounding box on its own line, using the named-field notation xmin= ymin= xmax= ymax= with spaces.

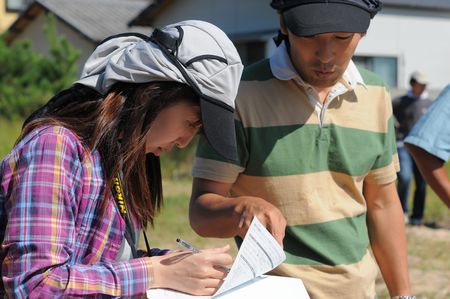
xmin=279 ymin=15 xmax=288 ymax=35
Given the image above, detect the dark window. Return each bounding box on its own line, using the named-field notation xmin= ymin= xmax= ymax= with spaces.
xmin=235 ymin=40 xmax=266 ymax=66
xmin=353 ymin=55 xmax=398 ymax=88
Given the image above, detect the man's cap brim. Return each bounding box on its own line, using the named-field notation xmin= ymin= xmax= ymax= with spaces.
xmin=283 ymin=3 xmax=371 ymax=36
xmin=200 ymin=98 xmax=238 ymax=161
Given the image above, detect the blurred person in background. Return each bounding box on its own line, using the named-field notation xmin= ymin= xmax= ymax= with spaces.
xmin=393 ymin=71 xmax=433 ymax=225
xmin=405 ymin=84 xmax=450 ymax=209
xmin=189 ymin=1 xmax=415 ymax=298
xmin=0 ymin=20 xmax=243 ymax=298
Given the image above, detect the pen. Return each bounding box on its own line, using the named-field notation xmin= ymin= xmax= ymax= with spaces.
xmin=176 ymin=238 xmax=200 ymax=253
xmin=176 ymin=238 xmax=231 ymax=272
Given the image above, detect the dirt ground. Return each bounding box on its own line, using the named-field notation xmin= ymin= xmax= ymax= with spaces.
xmin=376 ymin=224 xmax=450 ymax=299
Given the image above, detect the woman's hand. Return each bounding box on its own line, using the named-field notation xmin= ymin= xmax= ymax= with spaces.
xmin=234 ymin=196 xmax=287 ymax=248
xmin=150 ymin=245 xmax=232 ymax=296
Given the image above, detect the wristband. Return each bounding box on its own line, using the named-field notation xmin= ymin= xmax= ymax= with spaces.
xmin=391 ymin=296 xmax=416 ymax=299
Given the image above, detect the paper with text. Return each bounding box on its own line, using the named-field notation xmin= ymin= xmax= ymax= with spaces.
xmin=214 ymin=216 xmax=286 ymax=295
xmin=147 ymin=216 xmax=300 ymax=298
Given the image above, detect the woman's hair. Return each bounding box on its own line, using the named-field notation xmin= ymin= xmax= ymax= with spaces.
xmin=19 ymin=81 xmax=200 ymax=227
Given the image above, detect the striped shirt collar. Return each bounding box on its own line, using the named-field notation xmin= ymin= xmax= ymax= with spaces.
xmin=269 ymin=41 xmax=367 ymax=90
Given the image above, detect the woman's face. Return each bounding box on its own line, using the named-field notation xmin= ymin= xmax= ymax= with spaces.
xmin=144 ymin=101 xmax=202 ymax=156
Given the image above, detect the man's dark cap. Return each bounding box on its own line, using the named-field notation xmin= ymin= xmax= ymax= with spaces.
xmin=270 ymin=0 xmax=383 ymax=36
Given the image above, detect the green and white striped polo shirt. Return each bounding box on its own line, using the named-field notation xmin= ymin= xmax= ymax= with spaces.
xmin=193 ymin=43 xmax=399 ymax=299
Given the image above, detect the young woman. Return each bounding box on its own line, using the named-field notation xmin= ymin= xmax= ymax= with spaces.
xmin=0 ymin=20 xmax=243 ymax=298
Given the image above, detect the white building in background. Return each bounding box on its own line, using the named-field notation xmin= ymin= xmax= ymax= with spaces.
xmin=131 ymin=0 xmax=450 ymax=97
xmin=357 ymin=1 xmax=450 ymax=96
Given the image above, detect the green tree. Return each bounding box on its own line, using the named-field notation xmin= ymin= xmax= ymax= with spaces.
xmin=0 ymin=14 xmax=80 ymax=118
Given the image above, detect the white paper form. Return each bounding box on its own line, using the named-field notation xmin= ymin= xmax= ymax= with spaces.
xmin=147 ymin=275 xmax=310 ymax=299
xmin=147 ymin=216 xmax=300 ymax=299
xmin=214 ymin=216 xmax=286 ymax=296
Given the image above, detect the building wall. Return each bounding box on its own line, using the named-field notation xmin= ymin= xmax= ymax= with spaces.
xmin=0 ymin=0 xmax=19 ymax=32
xmin=12 ymin=13 xmax=95 ymax=75
xmin=357 ymin=7 xmax=450 ymax=91
xmin=152 ymin=0 xmax=277 ymax=35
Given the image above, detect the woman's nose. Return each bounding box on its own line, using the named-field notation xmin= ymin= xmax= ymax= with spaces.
xmin=176 ymin=128 xmax=198 ymax=149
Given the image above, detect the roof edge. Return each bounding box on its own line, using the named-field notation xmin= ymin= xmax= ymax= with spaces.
xmin=4 ymin=0 xmax=96 ymax=45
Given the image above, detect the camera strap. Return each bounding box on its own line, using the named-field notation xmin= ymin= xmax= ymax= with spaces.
xmin=111 ymin=174 xmax=151 ymax=258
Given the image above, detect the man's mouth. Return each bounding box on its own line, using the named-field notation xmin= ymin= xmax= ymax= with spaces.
xmin=314 ymin=70 xmax=334 ymax=78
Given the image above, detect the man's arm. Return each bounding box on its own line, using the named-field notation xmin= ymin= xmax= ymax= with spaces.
xmin=189 ymin=178 xmax=286 ymax=246
xmin=364 ymin=181 xmax=412 ymax=297
xmin=406 ymin=143 xmax=450 ymax=208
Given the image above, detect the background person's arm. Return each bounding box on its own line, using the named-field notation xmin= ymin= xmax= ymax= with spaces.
xmin=189 ymin=178 xmax=287 ymax=246
xmin=406 ymin=143 xmax=450 ymax=208
xmin=364 ymin=181 xmax=412 ymax=297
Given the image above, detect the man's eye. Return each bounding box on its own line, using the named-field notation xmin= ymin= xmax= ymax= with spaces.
xmin=336 ymin=35 xmax=352 ymax=40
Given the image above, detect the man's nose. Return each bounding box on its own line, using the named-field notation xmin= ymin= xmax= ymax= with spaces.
xmin=315 ymin=40 xmax=335 ymax=64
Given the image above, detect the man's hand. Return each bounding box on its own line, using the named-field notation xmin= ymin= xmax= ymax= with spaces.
xmin=190 ymin=178 xmax=287 ymax=247
xmin=234 ymin=196 xmax=286 ymax=247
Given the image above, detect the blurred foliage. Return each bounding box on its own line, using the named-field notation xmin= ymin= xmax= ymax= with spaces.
xmin=0 ymin=14 xmax=80 ymax=118
xmin=0 ymin=116 xmax=23 ymax=158
xmin=160 ymin=136 xmax=200 ymax=180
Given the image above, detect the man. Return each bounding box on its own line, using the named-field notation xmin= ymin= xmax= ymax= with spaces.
xmin=405 ymin=84 xmax=450 ymax=209
xmin=190 ymin=1 xmax=414 ymax=298
xmin=393 ymin=71 xmax=433 ymax=225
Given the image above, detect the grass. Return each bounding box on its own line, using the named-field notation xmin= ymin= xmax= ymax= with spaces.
xmin=141 ymin=179 xmax=238 ymax=254
xmin=407 ymin=230 xmax=450 ymax=271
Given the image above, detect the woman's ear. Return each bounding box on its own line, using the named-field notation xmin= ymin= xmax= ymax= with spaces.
xmin=279 ymin=15 xmax=288 ymax=35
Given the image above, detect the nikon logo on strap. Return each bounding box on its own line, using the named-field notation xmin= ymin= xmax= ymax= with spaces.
xmin=113 ymin=177 xmax=127 ymax=216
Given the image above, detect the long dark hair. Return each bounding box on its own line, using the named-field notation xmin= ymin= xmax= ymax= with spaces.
xmin=19 ymin=81 xmax=200 ymax=227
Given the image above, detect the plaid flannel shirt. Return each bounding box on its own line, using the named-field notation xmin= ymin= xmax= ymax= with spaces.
xmin=0 ymin=126 xmax=153 ymax=298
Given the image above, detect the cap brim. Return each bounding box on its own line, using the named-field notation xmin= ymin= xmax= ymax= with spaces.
xmin=283 ymin=3 xmax=371 ymax=36
xmin=200 ymin=98 xmax=238 ymax=161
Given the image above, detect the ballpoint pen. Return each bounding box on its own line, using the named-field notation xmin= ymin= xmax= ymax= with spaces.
xmin=176 ymin=238 xmax=200 ymax=253
xmin=176 ymin=238 xmax=231 ymax=272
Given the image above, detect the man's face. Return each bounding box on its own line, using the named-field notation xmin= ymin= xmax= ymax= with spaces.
xmin=411 ymin=82 xmax=426 ymax=97
xmin=280 ymin=17 xmax=364 ymax=90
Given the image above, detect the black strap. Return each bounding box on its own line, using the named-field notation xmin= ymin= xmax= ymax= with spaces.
xmin=151 ymin=28 xmax=180 ymax=55
xmin=124 ymin=214 xmax=138 ymax=258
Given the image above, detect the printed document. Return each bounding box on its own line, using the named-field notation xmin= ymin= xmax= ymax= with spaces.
xmin=147 ymin=217 xmax=310 ymax=298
